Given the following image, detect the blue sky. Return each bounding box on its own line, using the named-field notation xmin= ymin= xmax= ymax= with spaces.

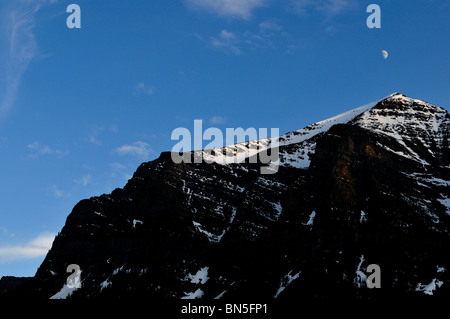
xmin=0 ymin=0 xmax=449 ymax=277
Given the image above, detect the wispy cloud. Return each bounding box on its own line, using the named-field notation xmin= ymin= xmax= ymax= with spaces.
xmin=0 ymin=233 xmax=55 ymax=263
xmin=209 ymin=23 xmax=285 ymax=54
xmin=210 ymin=29 xmax=241 ymax=55
xmin=289 ymin=0 xmax=354 ymax=16
xmin=209 ymin=116 xmax=226 ymax=125
xmin=74 ymin=174 xmax=92 ymax=186
xmin=0 ymin=0 xmax=58 ymax=118
xmin=109 ymin=162 xmax=133 ymax=181
xmin=27 ymin=141 xmax=68 ymax=158
xmin=319 ymin=0 xmax=354 ymax=15
xmin=1 ymin=226 xmax=15 ymax=238
xmin=85 ymin=126 xmax=105 ymax=145
xmin=259 ymin=21 xmax=283 ymax=32
xmin=84 ymin=125 xmax=118 ymax=145
xmin=49 ymin=185 xmax=64 ymax=198
xmin=187 ymin=0 xmax=268 ymax=19
xmin=187 ymin=0 xmax=353 ymax=20
xmin=87 ymin=135 xmax=102 ymax=146
xmin=110 ymin=162 xmax=127 ymax=171
xmin=114 ymin=141 xmax=152 ymax=158
xmin=136 ymin=82 xmax=155 ymax=96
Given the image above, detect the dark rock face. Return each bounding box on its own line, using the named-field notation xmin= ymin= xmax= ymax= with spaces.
xmin=5 ymin=94 xmax=450 ymax=300
xmin=0 ymin=277 xmax=31 ymax=296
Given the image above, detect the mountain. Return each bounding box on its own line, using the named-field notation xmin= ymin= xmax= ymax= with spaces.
xmin=0 ymin=277 xmax=31 ymax=296
xmin=2 ymin=93 xmax=449 ymax=301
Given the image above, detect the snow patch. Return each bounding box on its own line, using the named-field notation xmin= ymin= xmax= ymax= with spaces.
xmin=192 ymin=207 xmax=237 ymax=243
xmin=93 ymin=211 xmax=105 ymax=217
xmin=100 ymin=279 xmax=112 ymax=291
xmin=437 ymin=266 xmax=446 ymax=273
xmin=437 ymin=196 xmax=450 ymax=216
xmin=416 ymin=279 xmax=444 ymax=295
xmin=49 ymin=285 xmax=78 ymax=299
xmin=133 ymin=219 xmax=143 ymax=228
xmin=272 ymin=202 xmax=282 ymax=221
xmin=181 ymin=288 xmax=204 ymax=299
xmin=192 ymin=221 xmax=218 ymax=243
xmin=354 ymin=255 xmax=367 ymax=288
xmin=360 ymin=211 xmax=367 ymax=223
xmin=185 ymin=267 xmax=209 ymax=284
xmin=303 ymin=211 xmax=316 ymax=229
xmin=274 ymin=270 xmax=301 ymax=298
xmin=214 ymin=290 xmax=227 ymax=299
xmin=50 ymin=270 xmax=82 ymax=299
xmin=113 ymin=265 xmax=125 ymax=276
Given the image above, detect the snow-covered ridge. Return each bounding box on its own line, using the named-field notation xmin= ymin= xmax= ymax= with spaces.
xmin=190 ymin=93 xmax=448 ymax=170
xmin=278 ymin=97 xmax=385 ymax=147
xmin=194 ymin=94 xmax=393 ymax=166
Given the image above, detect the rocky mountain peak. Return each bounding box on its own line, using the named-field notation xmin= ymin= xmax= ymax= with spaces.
xmin=2 ymin=94 xmax=449 ymax=301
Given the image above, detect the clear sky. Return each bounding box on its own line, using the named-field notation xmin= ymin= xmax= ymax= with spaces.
xmin=0 ymin=0 xmax=449 ymax=277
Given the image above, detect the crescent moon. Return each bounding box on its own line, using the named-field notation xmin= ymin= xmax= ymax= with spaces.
xmin=382 ymin=50 xmax=388 ymax=59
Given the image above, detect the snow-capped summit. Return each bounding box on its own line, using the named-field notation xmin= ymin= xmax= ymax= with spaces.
xmin=353 ymin=93 xmax=449 ymax=166
xmin=276 ymin=93 xmax=449 ymax=169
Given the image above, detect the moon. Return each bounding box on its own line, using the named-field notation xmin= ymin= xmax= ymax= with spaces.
xmin=382 ymin=50 xmax=388 ymax=59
